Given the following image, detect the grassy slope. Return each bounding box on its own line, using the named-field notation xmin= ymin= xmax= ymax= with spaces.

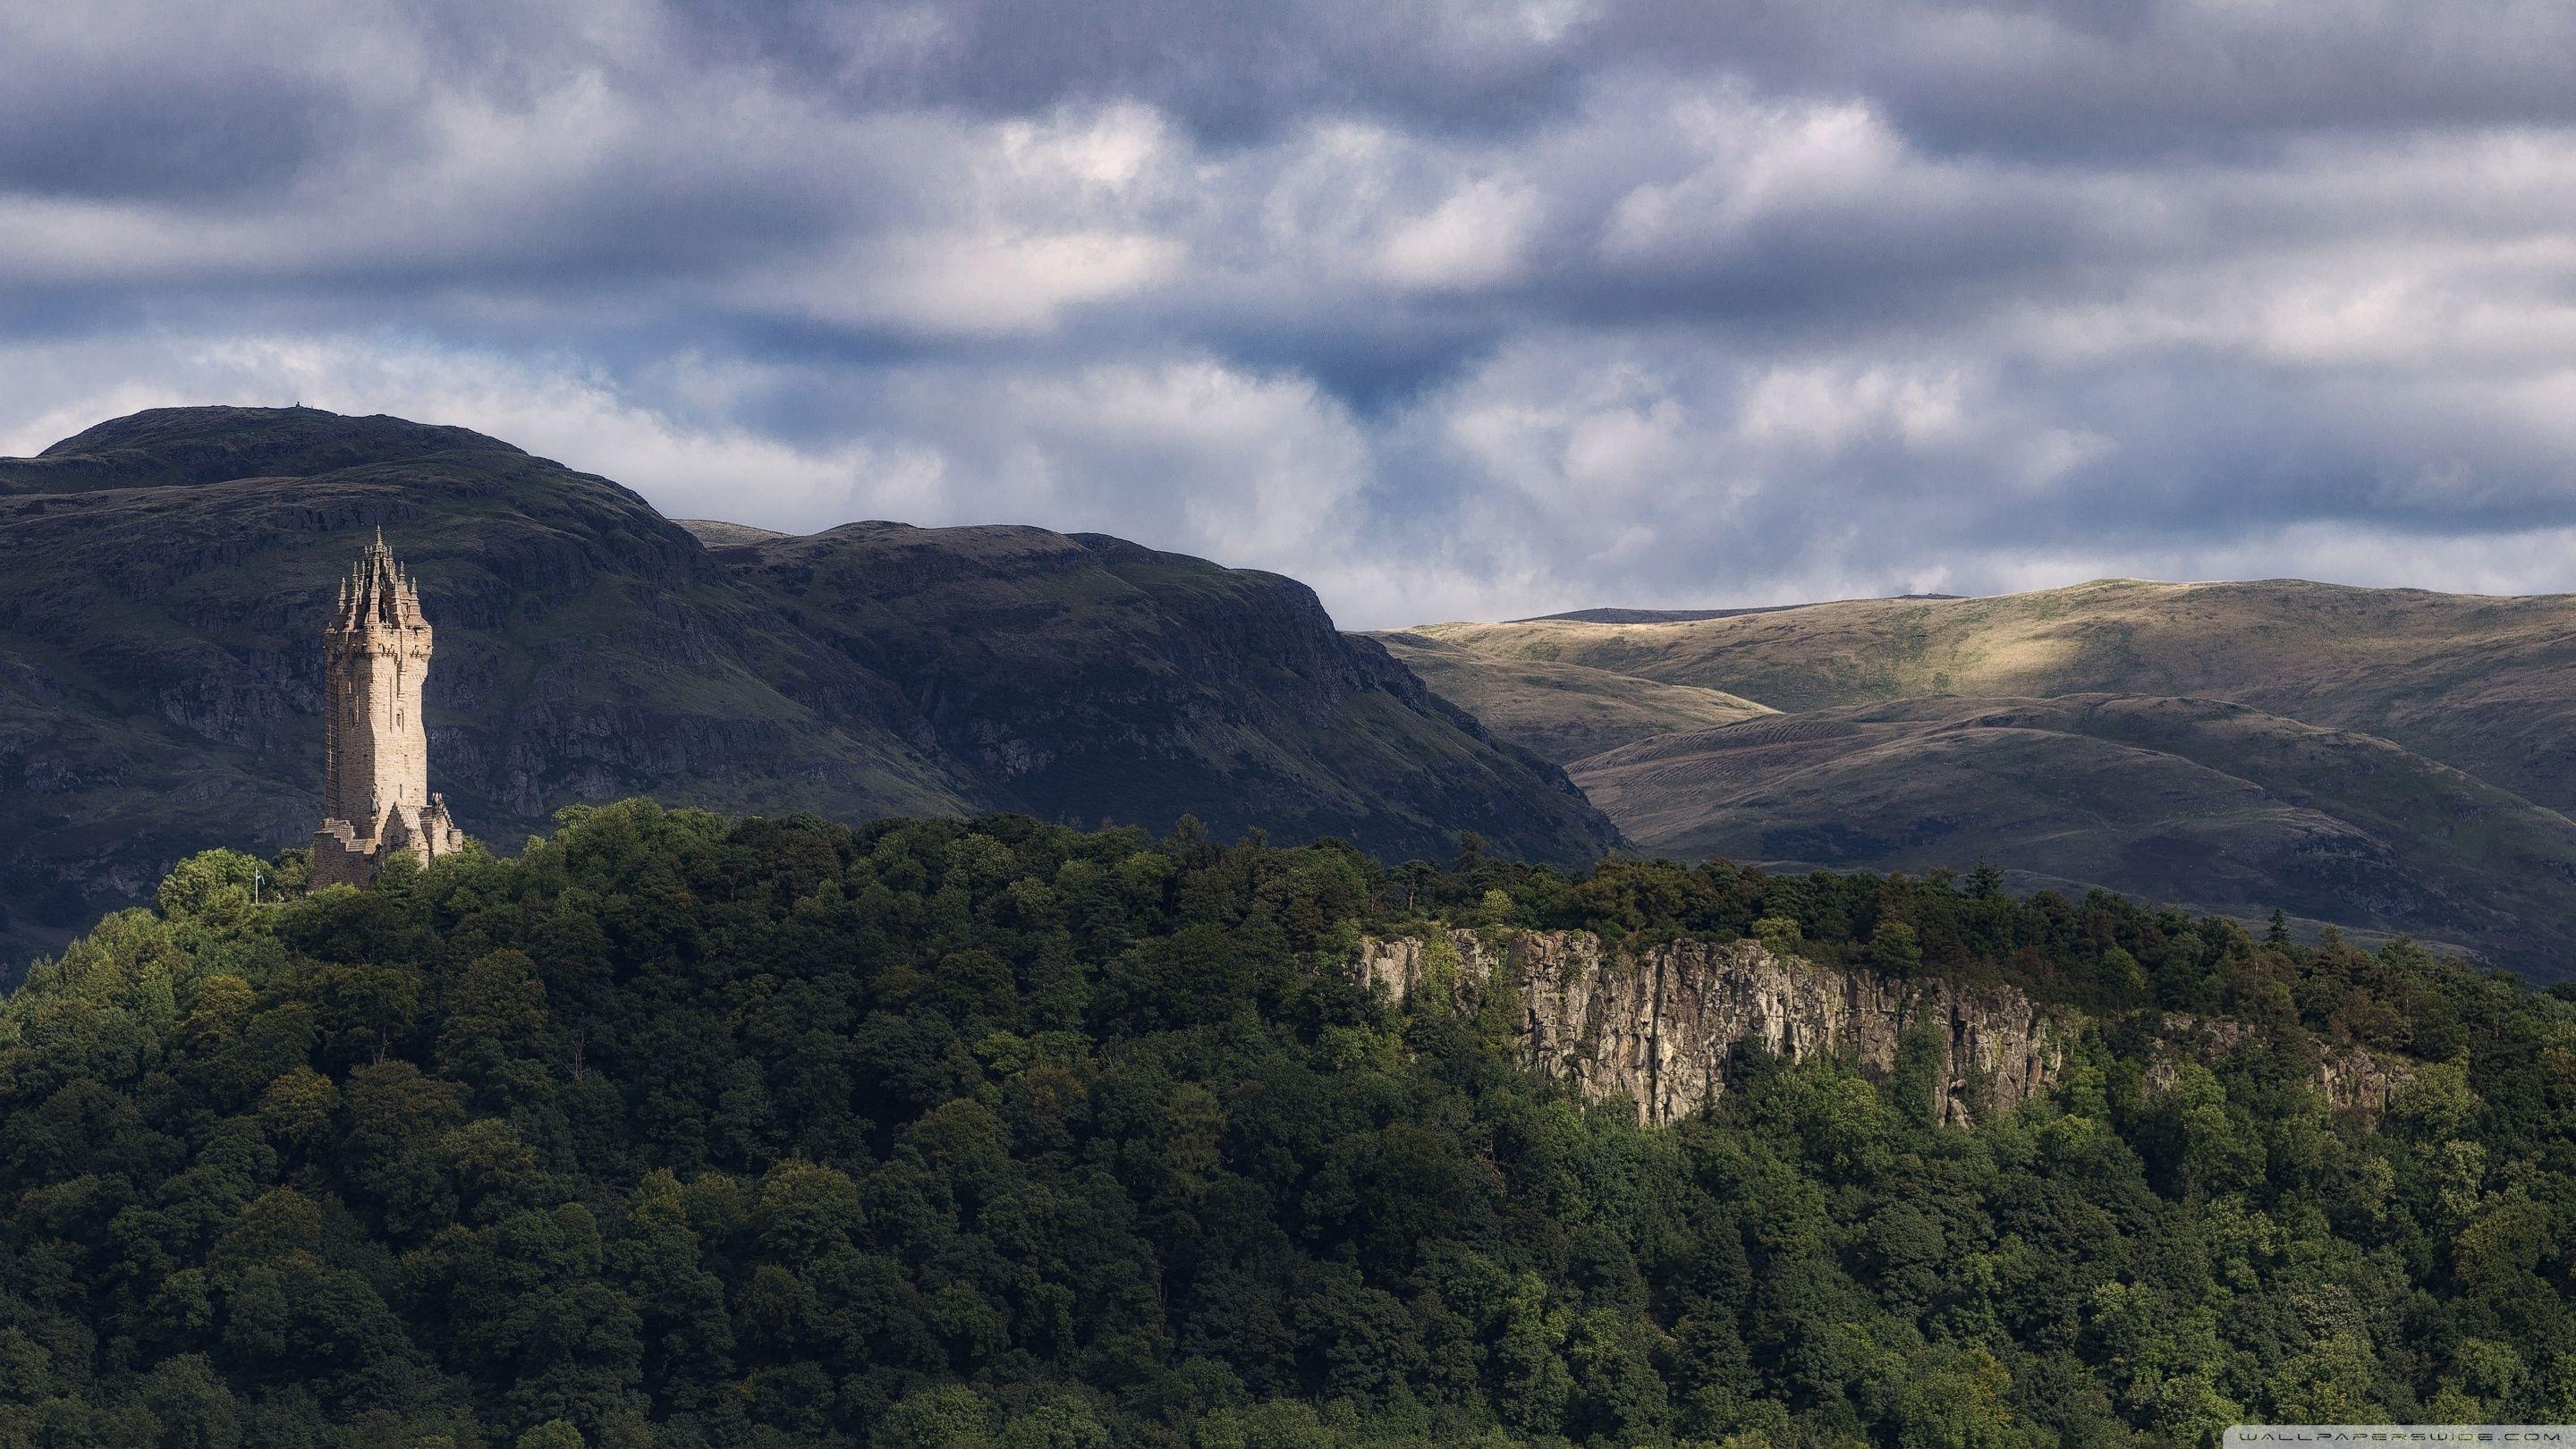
xmin=1419 ymin=578 xmax=2576 ymax=814
xmin=1372 ymin=630 xmax=1774 ymax=763
xmin=1403 ymin=580 xmax=2576 ymax=975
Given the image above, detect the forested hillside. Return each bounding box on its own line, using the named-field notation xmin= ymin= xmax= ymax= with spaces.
xmin=3 ymin=803 xmax=2572 ymax=1447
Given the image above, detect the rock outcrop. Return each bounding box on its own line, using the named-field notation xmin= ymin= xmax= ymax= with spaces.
xmin=1356 ymin=929 xmax=2416 ymax=1126
xmin=1357 ymin=929 xmax=2072 ymax=1126
xmin=2148 ymin=1013 xmax=2414 ymax=1119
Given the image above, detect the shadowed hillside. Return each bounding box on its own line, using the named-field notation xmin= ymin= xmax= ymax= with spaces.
xmin=1569 ymin=694 xmax=2576 ymax=970
xmin=1374 ymin=630 xmax=1774 ymax=763
xmin=692 ymin=521 xmax=1616 ymax=869
xmin=1419 ymin=579 xmax=2576 ymax=815
xmin=0 ymin=406 xmax=1617 ymax=971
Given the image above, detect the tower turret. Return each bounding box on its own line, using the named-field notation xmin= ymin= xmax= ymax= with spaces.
xmin=311 ymin=531 xmax=467 ymax=886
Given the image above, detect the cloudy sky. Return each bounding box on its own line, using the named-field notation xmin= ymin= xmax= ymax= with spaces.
xmin=5 ymin=0 xmax=2576 ymax=627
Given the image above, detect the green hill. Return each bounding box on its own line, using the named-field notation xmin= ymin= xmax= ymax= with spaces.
xmin=1415 ymin=579 xmax=2576 ymax=815
xmin=0 ymin=802 xmax=2563 ymax=1444
xmin=1372 ymin=631 xmax=1773 ymax=764
xmin=0 ymin=407 xmax=1615 ymax=972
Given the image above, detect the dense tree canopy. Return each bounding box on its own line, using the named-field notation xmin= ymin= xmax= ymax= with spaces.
xmin=2 ymin=802 xmax=2572 ymax=1447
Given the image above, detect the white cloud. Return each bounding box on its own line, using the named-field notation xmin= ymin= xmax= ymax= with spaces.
xmin=780 ymin=229 xmax=1184 ymax=335
xmin=1377 ymin=177 xmax=1543 ymax=290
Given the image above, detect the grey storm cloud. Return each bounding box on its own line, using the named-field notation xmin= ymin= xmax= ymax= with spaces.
xmin=4 ymin=0 xmax=2576 ymax=626
xmin=671 ymin=0 xmax=2576 ymax=149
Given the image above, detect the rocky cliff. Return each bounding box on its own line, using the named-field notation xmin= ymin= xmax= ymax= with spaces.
xmin=1355 ymin=929 xmax=2414 ymax=1126
xmin=694 ymin=521 xmax=1620 ymax=868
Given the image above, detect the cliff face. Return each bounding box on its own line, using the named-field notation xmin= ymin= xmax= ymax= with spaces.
xmin=696 ymin=521 xmax=1623 ymax=869
xmin=1356 ymin=929 xmax=2414 ymax=1126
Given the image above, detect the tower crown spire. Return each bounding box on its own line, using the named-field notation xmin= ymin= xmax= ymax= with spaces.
xmin=334 ymin=529 xmax=425 ymax=634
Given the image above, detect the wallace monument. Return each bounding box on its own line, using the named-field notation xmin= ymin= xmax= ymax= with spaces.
xmin=309 ymin=531 xmax=469 ymax=886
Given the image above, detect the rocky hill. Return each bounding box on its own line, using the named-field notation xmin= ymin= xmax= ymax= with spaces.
xmin=693 ymin=520 xmax=1613 ymax=867
xmin=0 ymin=406 xmax=1616 ymax=971
xmin=1395 ymin=582 xmax=2576 ymax=979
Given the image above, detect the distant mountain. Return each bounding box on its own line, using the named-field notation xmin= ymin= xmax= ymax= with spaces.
xmin=1420 ymin=579 xmax=2576 ymax=813
xmin=690 ymin=521 xmax=1615 ymax=869
xmin=1571 ymin=694 xmax=2576 ymax=967
xmin=0 ymin=406 xmax=1616 ymax=971
xmin=1405 ymin=581 xmax=2576 ymax=978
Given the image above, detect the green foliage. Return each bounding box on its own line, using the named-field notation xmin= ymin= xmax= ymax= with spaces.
xmin=1750 ymin=917 xmax=1801 ymax=959
xmin=1868 ymin=921 xmax=1924 ymax=974
xmin=0 ymin=809 xmax=2572 ymax=1447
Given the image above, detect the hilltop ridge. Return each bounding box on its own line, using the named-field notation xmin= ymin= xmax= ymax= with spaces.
xmin=2 ymin=405 xmax=530 ymax=494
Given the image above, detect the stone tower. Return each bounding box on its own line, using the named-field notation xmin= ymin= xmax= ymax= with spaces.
xmin=311 ymin=531 xmax=468 ymax=886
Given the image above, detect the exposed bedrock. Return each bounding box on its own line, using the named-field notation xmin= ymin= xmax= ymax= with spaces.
xmin=1354 ymin=929 xmax=2411 ymax=1126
